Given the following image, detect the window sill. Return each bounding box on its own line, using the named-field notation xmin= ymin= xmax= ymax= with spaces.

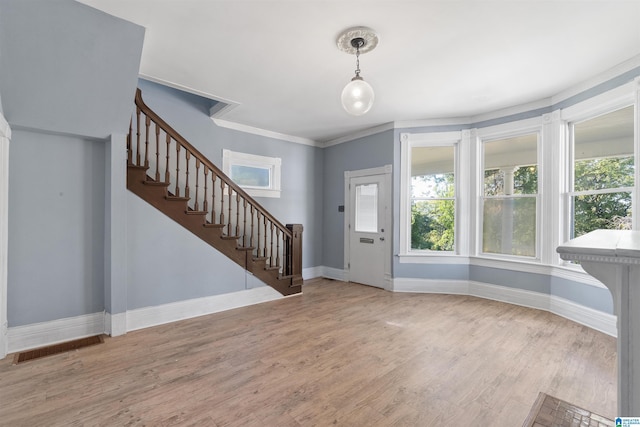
xmin=243 ymin=188 xmax=281 ymax=199
xmin=398 ymin=253 xmax=466 ymax=264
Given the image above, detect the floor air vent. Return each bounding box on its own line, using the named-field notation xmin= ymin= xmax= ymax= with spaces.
xmin=13 ymin=335 xmax=104 ymax=364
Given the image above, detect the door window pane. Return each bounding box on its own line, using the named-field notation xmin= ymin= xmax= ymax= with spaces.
xmin=355 ymin=183 xmax=378 ymax=232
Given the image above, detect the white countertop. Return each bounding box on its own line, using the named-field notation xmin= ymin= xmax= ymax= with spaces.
xmin=557 ymin=229 xmax=640 ymax=263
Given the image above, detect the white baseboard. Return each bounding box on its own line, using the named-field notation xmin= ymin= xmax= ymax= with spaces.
xmin=393 ymin=277 xmax=470 ymax=294
xmin=7 ymin=312 xmax=105 ymax=354
xmin=321 ymin=266 xmax=348 ymax=281
xmin=105 ymin=312 xmax=127 ymax=337
xmin=550 ymin=295 xmax=617 ymax=337
xmin=392 ymin=277 xmax=617 ymax=337
xmin=5 ymin=287 xmax=287 ymax=356
xmin=302 ymin=266 xmax=323 ymax=280
xmin=469 ymin=281 xmax=550 ymax=312
xmin=126 ymin=286 xmax=284 ymax=332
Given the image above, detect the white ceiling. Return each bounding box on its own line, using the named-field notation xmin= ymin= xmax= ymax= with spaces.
xmin=78 ymin=0 xmax=640 ymax=144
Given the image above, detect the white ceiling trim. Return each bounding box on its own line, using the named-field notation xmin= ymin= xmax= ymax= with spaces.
xmin=211 ymin=118 xmax=318 ymax=147
xmin=393 ymin=117 xmax=472 ymax=130
xmin=322 ymin=122 xmax=395 ymax=147
xmin=552 ymin=54 xmax=640 ymax=106
xmin=140 ymin=74 xmax=241 ymax=112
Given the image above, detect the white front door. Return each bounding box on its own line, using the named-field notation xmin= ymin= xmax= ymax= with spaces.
xmin=348 ymin=173 xmax=388 ymax=288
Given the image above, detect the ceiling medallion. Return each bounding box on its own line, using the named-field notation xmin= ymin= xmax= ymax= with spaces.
xmin=336 ymin=27 xmax=379 ymax=55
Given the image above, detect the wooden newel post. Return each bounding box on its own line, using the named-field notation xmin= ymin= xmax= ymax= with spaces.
xmin=287 ymin=224 xmax=303 ymax=287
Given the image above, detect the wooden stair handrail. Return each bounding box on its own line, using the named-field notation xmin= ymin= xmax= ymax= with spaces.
xmin=133 ymin=88 xmax=292 ymax=240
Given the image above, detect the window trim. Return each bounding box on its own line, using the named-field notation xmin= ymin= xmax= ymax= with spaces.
xmin=560 ymin=84 xmax=637 ymax=267
xmin=222 ymin=149 xmax=281 ymax=198
xmin=399 ymin=131 xmax=466 ymax=257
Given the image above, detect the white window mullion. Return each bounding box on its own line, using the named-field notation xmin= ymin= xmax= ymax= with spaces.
xmin=634 ymin=77 xmax=640 ymax=231
xmin=399 ymin=133 xmax=411 ymax=256
xmin=457 ymin=130 xmax=472 ymax=257
xmin=541 ymin=111 xmax=563 ymax=265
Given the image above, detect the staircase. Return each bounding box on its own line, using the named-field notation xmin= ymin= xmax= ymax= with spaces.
xmin=126 ymin=89 xmax=302 ymax=296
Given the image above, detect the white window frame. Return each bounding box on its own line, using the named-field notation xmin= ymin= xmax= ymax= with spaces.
xmin=399 ymin=131 xmax=468 ymax=260
xmin=222 ymin=149 xmax=281 ymax=198
xmin=476 ymin=122 xmax=543 ymax=262
xmin=559 ymin=82 xmax=638 ymax=268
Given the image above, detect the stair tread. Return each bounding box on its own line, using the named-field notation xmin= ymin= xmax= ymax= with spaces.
xmin=221 ymin=235 xmax=240 ymax=240
xmin=203 ymin=223 xmax=225 ymax=229
xmin=265 ymin=266 xmax=281 ymax=271
xmin=185 ymin=210 xmax=207 ymax=215
xmin=166 ymin=195 xmax=189 ymax=201
xmin=144 ymin=180 xmax=170 ymax=187
xmin=236 ymin=246 xmax=256 ymax=252
xmin=128 ymin=164 xmax=148 ymax=170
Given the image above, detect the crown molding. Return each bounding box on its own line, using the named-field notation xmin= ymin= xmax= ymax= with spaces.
xmin=322 ymin=122 xmax=395 ymax=147
xmin=393 ymin=117 xmax=471 ymax=130
xmin=212 ymin=118 xmax=318 ymax=147
xmin=552 ymin=53 xmax=640 ymax=105
xmin=469 ymin=98 xmax=552 ymax=125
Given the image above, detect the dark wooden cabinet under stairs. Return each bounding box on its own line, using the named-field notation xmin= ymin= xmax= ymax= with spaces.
xmin=127 ymin=89 xmax=302 ymax=296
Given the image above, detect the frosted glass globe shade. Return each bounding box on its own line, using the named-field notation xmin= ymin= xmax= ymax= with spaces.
xmin=341 ymin=77 xmax=374 ymax=116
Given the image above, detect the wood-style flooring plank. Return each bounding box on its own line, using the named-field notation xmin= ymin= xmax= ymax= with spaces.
xmin=0 ymin=279 xmax=616 ymax=426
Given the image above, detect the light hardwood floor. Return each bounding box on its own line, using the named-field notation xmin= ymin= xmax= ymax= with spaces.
xmin=0 ymin=279 xmax=616 ymax=426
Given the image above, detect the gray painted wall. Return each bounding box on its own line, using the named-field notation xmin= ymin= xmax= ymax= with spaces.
xmin=136 ymin=79 xmax=324 ymax=270
xmin=8 ymin=130 xmax=105 ymax=326
xmin=322 ymin=130 xmax=394 ymax=269
xmin=126 ymin=193 xmax=248 ymax=310
xmin=0 ymin=0 xmax=144 ymax=138
xmin=550 ymin=276 xmax=613 ymax=314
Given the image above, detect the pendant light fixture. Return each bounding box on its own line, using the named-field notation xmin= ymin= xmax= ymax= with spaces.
xmin=337 ymin=27 xmax=379 ymax=116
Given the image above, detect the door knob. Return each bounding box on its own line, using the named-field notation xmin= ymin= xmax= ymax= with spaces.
xmin=380 ymin=237 xmax=385 ymax=241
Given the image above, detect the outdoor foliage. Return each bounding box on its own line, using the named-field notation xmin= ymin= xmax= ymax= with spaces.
xmin=411 ymin=173 xmax=454 ymax=251
xmin=572 ymin=156 xmax=634 ymax=237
